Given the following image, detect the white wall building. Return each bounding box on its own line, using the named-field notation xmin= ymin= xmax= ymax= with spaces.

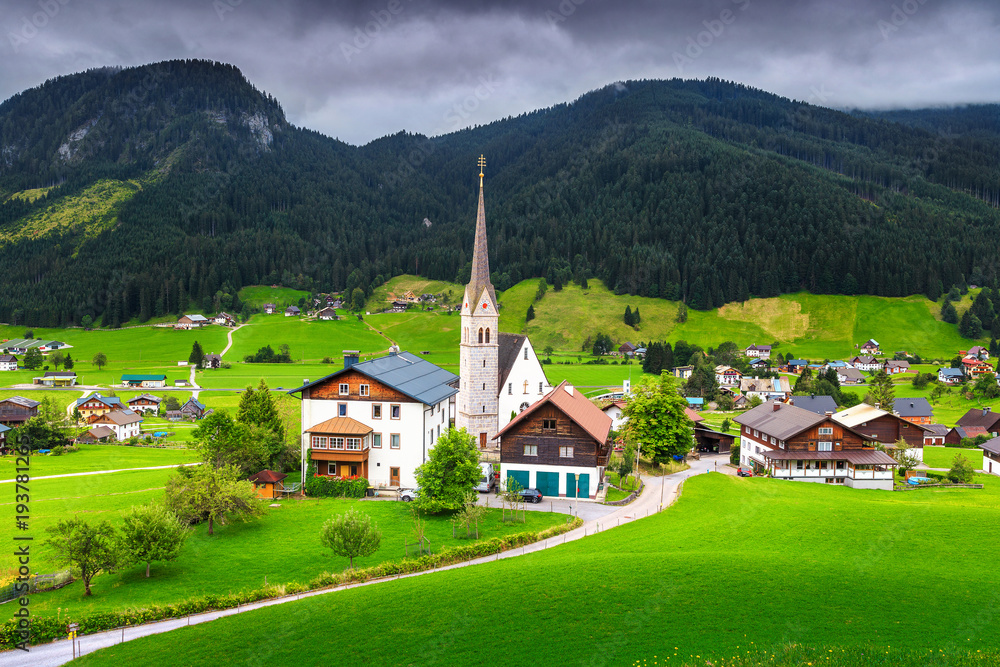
xmin=497 ymin=334 xmax=551 ymax=430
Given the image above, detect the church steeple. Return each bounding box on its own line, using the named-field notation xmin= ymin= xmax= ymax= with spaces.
xmin=467 ymin=155 xmax=497 ymax=310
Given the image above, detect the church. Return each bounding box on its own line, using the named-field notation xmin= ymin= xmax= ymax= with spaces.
xmin=456 ymin=156 xmax=551 ymax=449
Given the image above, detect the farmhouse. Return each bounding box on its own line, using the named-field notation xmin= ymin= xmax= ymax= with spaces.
xmin=88 ymin=409 xmax=143 ymax=441
xmin=883 ymin=360 xmax=910 ymax=375
xmin=848 ymin=356 xmax=881 ymax=372
xmin=980 ymin=437 xmax=1000 ymax=475
xmin=34 ymin=371 xmax=76 ymax=387
xmin=180 ymin=398 xmax=207 ymax=419
xmin=126 ymin=394 xmax=162 ymax=414
xmin=288 ymin=350 xmax=458 ymax=489
xmin=964 ymin=345 xmax=989 ymax=360
xmin=203 ymin=353 xmax=222 ymax=369
xmin=618 ymin=342 xmax=637 ymax=357
xmin=77 ymin=393 xmax=124 ymax=420
xmin=745 ymin=344 xmax=771 ymax=359
xmin=497 ymin=381 xmax=611 ymax=499
xmin=956 ymin=407 xmax=1000 ymax=435
xmin=946 ymin=425 xmax=988 ymax=445
xmin=833 ymin=403 xmax=929 ymax=458
xmin=317 ymin=306 xmax=338 ymax=320
xmin=787 ymin=359 xmax=809 ymax=374
xmin=0 ymin=396 xmax=40 ymax=426
xmin=121 ymin=374 xmax=167 ymax=388
xmin=0 ymin=354 xmax=17 ymax=371
xmin=860 ymin=339 xmax=881 ymax=355
xmin=736 ymin=401 xmax=897 ymax=489
xmin=263 ymin=303 xmax=277 ymax=314
xmin=893 ymin=398 xmax=933 ymax=425
xmin=601 ymin=400 xmax=627 ymax=432
xmin=938 ymin=367 xmax=964 ymax=384
xmin=77 ymin=425 xmax=116 ymax=444
xmin=962 ymin=357 xmax=993 ymax=379
xmin=837 ymin=368 xmax=865 ymax=385
xmin=213 ymin=312 xmax=236 ymax=326
xmin=739 ymin=376 xmax=792 ymax=401
xmin=715 ymin=365 xmax=743 ymax=386
xmin=176 ymin=314 xmax=209 ymax=329
xmin=284 ymin=305 xmax=301 ymax=316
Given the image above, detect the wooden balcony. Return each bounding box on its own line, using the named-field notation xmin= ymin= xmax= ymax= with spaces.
xmin=310 ymin=442 xmax=370 ymax=463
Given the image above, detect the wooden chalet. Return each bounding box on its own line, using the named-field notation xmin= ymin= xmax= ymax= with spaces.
xmin=126 ymin=394 xmax=162 ymax=414
xmin=203 ymin=353 xmax=222 ymax=369
xmin=735 ymin=401 xmax=897 ymax=489
xmin=496 ymin=381 xmax=611 ymax=499
xmin=833 ymin=403 xmax=930 ymax=451
xmin=77 ymin=393 xmax=124 ymax=420
xmin=305 ymin=417 xmax=373 ymax=480
xmin=317 ymin=306 xmax=338 ymax=320
xmin=956 ymin=407 xmax=1000 ymax=435
xmin=0 ymin=396 xmax=40 ymax=426
xmin=263 ymin=303 xmax=278 ymax=314
xmin=945 ymin=425 xmax=988 ymax=446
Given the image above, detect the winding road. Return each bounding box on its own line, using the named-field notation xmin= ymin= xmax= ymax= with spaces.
xmin=7 ymin=454 xmax=727 ymax=666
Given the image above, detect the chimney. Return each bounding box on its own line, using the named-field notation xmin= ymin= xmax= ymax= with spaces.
xmin=343 ymin=350 xmax=360 ymax=369
xmin=825 ymin=411 xmax=833 ymax=416
xmin=303 ymin=379 xmax=309 ymax=385
xmin=772 ymin=403 xmax=781 ymax=412
xmin=787 ymin=398 xmax=795 ymax=406
xmin=874 ymin=403 xmax=880 ymax=410
xmin=984 ymin=408 xmax=991 ymax=417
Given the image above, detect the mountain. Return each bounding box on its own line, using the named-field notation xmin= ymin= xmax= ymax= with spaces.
xmin=0 ymin=60 xmax=999 ymax=327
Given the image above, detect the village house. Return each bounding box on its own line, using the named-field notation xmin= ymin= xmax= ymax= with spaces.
xmin=956 ymin=407 xmax=1000 ymax=435
xmin=962 ymin=357 xmax=993 ymax=379
xmin=963 ymin=346 xmax=989 ymax=360
xmin=77 ymin=393 xmax=124 ymax=420
xmin=833 ymin=403 xmax=930 ymax=459
xmin=0 ymin=423 xmax=10 ymax=452
xmin=497 ymin=334 xmax=552 ymax=432
xmin=601 ymin=400 xmax=627 ymax=432
xmin=263 ymin=303 xmax=278 ymax=314
xmin=883 ymin=360 xmax=910 ymax=375
xmin=736 ymin=401 xmax=897 ymax=489
xmin=180 ymin=398 xmax=207 ymax=419
xmin=739 ymin=376 xmax=792 ymax=401
xmin=212 ymin=312 xmax=236 ymax=326
xmin=922 ymin=424 xmax=948 ymax=445
xmin=893 ymin=398 xmax=933 ymax=425
xmin=837 ymin=367 xmax=866 ymax=385
xmin=126 ymin=394 xmax=162 ymax=414
xmin=33 ymin=371 xmax=76 ymax=387
xmin=175 ymin=314 xmax=209 ymax=329
xmin=317 ymin=306 xmax=338 ymax=320
xmin=980 ymin=437 xmax=1000 ymax=476
xmin=203 ymin=353 xmax=222 ymax=369
xmin=785 ymin=395 xmax=837 ymax=416
xmin=285 ymin=305 xmax=301 ymax=317
xmin=748 ymin=357 xmax=770 ymax=372
xmin=946 ymin=425 xmax=988 ymax=445
xmin=938 ymin=367 xmax=965 ymax=384
xmin=0 ymin=354 xmax=17 ymax=371
xmin=77 ymin=425 xmax=116 ymax=444
xmin=860 ymin=339 xmax=881 ymax=355
xmin=618 ymin=342 xmax=637 ymax=357
xmin=288 ymin=351 xmax=457 ymax=489
xmin=121 ymin=374 xmax=167 ymax=388
xmin=786 ymin=359 xmax=809 ymax=374
xmin=0 ymin=396 xmax=40 ymax=427
xmin=714 ymin=365 xmax=743 ymax=386
xmin=88 ymin=409 xmax=143 ymax=441
xmin=848 ymin=356 xmax=881 ymax=372
xmin=497 ymin=381 xmax=611 ymax=499
xmin=673 ymin=365 xmax=694 ymax=380
xmin=745 ymin=344 xmax=772 ymax=359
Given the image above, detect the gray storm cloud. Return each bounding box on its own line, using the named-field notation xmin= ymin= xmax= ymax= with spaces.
xmin=1 ymin=0 xmax=998 ymax=145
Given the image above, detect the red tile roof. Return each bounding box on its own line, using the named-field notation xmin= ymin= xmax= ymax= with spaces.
xmin=249 ymin=470 xmax=287 ymax=484
xmin=495 ymin=380 xmax=611 ymax=444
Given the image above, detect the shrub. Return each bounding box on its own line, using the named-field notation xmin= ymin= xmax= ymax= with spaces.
xmin=50 ymin=445 xmax=65 ymax=456
xmin=948 ymin=454 xmax=975 ymax=484
xmin=305 ymin=475 xmax=369 ymax=498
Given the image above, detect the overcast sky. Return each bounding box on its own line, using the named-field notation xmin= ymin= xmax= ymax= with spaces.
xmin=2 ymin=0 xmax=998 ymax=145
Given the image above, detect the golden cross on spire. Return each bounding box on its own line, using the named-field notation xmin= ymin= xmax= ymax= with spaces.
xmin=478 ymin=154 xmax=486 ymax=186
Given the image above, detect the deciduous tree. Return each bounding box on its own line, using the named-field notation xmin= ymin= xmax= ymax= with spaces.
xmin=45 ymin=518 xmax=118 ymax=596
xmin=320 ymin=507 xmax=382 ymax=569
xmin=413 ymin=428 xmax=481 ymax=513
xmin=92 ymin=351 xmax=108 ymax=370
xmin=621 ymin=374 xmax=693 ymax=465
xmin=119 ymin=504 xmax=189 ymax=577
xmin=165 ymin=464 xmax=264 ymax=536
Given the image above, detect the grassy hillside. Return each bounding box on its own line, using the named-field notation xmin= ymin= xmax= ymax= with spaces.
xmin=368 ymin=275 xmax=464 ymax=310
xmin=225 ymin=314 xmax=388 ymax=361
xmin=237 ymin=286 xmax=310 ymax=310
xmin=75 ymin=473 xmax=1000 ymax=666
xmin=504 ymin=279 xmax=975 ymax=360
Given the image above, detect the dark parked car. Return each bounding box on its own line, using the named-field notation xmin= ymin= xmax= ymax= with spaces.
xmin=518 ymin=488 xmax=543 ymax=503
xmin=736 ymin=467 xmax=754 ymax=477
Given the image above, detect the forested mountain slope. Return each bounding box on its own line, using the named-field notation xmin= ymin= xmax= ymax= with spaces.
xmin=0 ymin=61 xmax=997 ymax=326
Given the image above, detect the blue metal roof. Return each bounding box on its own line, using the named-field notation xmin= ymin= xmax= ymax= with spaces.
xmin=288 ymin=352 xmax=458 ymax=406
xmin=76 ymin=394 xmax=122 ymax=408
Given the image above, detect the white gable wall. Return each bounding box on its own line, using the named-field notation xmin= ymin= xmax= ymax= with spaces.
xmin=498 ymin=337 xmax=551 ymax=430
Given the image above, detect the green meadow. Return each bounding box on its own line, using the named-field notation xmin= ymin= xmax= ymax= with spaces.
xmin=236 ymin=285 xmax=310 ymax=310
xmin=923 ymin=446 xmax=984 ymax=470
xmin=0 ymin=443 xmax=197 ymax=479
xmin=224 ymin=314 xmax=388 ymax=361
xmin=75 ymin=473 xmax=1000 ymax=666
xmin=10 ymin=467 xmax=566 ymax=618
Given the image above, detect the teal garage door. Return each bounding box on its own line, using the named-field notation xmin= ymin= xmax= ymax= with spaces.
xmin=506 ymin=470 xmax=530 ymax=491
xmin=565 ymin=473 xmax=589 ymax=498
xmin=535 ymin=471 xmax=559 ymax=497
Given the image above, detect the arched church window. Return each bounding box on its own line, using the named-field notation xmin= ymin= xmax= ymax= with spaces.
xmin=478 ymin=328 xmax=483 ymax=344
xmin=485 ymin=328 xmax=490 ymax=343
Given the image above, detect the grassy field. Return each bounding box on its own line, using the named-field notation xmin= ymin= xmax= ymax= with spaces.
xmin=75 ymin=473 xmax=1000 ymax=666
xmin=18 ymin=481 xmax=567 ymax=617
xmin=503 ymin=279 xmax=977 ymax=361
xmin=237 ymin=285 xmax=310 ymax=310
xmin=923 ymin=446 xmax=984 ymax=470
xmin=368 ymin=274 xmax=464 ymax=310
xmin=223 ymin=314 xmax=388 ymax=362
xmin=0 ymin=444 xmax=197 ymax=478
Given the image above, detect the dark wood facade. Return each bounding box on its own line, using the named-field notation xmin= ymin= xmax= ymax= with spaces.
xmin=0 ymin=401 xmax=38 ymax=426
xmin=740 ymin=418 xmax=869 ymax=453
xmin=847 ymin=414 xmax=924 ymax=448
xmin=500 ymin=403 xmax=610 ymax=468
xmin=304 ymin=369 xmax=417 ymax=403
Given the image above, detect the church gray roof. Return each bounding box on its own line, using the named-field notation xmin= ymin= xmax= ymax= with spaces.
xmin=466 ymin=173 xmax=497 ymax=310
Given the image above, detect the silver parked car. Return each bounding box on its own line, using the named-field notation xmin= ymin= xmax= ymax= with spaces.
xmin=399 ymin=487 xmax=419 ymax=502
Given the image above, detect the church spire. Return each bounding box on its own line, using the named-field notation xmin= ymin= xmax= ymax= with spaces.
xmin=468 ymin=154 xmax=497 ymax=309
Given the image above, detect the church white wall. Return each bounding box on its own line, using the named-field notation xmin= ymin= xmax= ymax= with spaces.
xmin=498 ymin=338 xmax=552 ymax=429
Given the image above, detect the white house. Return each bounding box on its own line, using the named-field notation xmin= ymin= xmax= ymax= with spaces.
xmin=849 ymin=356 xmax=881 ymax=372
xmin=980 ymin=437 xmax=1000 ymax=475
xmin=497 ymin=334 xmax=552 ymax=431
xmin=938 ymin=367 xmax=965 ymax=384
xmin=745 ymin=344 xmax=772 ymax=359
xmin=175 ymin=314 xmax=209 ymax=329
xmin=288 ymin=351 xmax=458 ymax=489
xmin=601 ymin=400 xmax=627 ymax=432
xmin=715 ymin=365 xmax=743 ymax=386
xmin=89 ymin=409 xmax=143 ymax=441
xmin=0 ymin=354 xmax=17 ymax=371
xmin=739 ymin=376 xmax=792 ymax=401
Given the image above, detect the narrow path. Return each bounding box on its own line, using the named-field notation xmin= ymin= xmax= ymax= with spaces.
xmin=7 ymin=455 xmax=725 ymax=667
xmin=219 ymin=323 xmax=244 ymax=358
xmin=188 ymin=365 xmax=200 ymax=400
xmin=0 ymin=462 xmax=200 ymax=484
xmin=66 ymin=389 xmax=89 ymax=419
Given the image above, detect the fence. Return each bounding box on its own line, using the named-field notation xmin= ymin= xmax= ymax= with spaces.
xmin=0 ymin=570 xmax=73 ymax=604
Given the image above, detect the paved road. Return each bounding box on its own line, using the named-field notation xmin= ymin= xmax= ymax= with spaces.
xmin=0 ymin=462 xmax=200 ymax=484
xmin=219 ymin=323 xmax=244 ymax=358
xmin=7 ymin=454 xmax=725 ymax=666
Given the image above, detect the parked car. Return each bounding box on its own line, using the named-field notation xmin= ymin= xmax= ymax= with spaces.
xmin=399 ymin=487 xmax=419 ymax=502
xmin=476 ymin=462 xmax=496 ymax=493
xmin=736 ymin=467 xmax=754 ymax=477
xmin=518 ymin=488 xmax=543 ymax=504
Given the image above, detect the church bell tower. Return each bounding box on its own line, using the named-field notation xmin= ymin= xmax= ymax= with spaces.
xmin=456 ymin=155 xmax=499 ymax=449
